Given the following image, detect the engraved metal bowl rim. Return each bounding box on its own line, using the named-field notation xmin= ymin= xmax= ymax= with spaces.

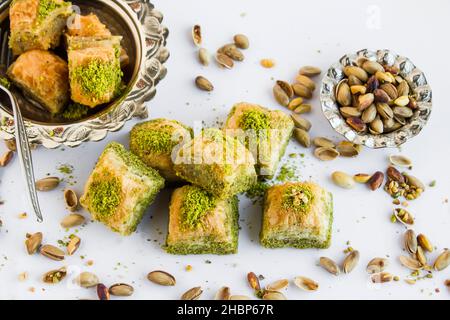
xmin=320 ymin=48 xmax=433 ymax=149
xmin=0 ymin=0 xmax=169 ymax=148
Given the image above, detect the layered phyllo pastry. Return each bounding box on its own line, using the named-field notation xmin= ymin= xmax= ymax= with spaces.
xmin=7 ymin=50 xmax=69 ymax=114
xmin=130 ymin=119 xmax=193 ymax=182
xmin=66 ymin=13 xmax=129 ymax=68
xmin=224 ymin=102 xmax=294 ymax=178
xmin=165 ymin=185 xmax=239 ymax=255
xmin=80 ymin=142 xmax=165 ymax=235
xmin=260 ymin=182 xmax=333 ymax=249
xmin=9 ymin=0 xmax=73 ymax=56
xmin=66 ymin=13 xmax=112 ymax=38
xmin=174 ymin=128 xmax=257 ymax=199
xmin=67 ymin=36 xmax=123 ymax=107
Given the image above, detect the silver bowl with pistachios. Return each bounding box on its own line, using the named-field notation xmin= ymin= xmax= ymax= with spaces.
xmin=320 ymin=49 xmax=432 ymax=148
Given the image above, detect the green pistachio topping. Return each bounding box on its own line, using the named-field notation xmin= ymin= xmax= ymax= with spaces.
xmin=182 ymin=186 xmax=216 ymax=230
xmin=282 ymin=185 xmax=314 ymax=214
xmin=62 ymin=103 xmax=89 ymax=120
xmin=133 ymin=128 xmax=175 ymax=154
xmin=37 ymin=0 xmax=63 ymax=22
xmin=89 ymin=173 xmax=122 ymax=217
xmin=72 ymin=59 xmax=122 ymax=101
xmin=239 ymin=110 xmax=270 ymax=133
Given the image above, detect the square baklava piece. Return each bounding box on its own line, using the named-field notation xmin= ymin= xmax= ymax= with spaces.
xmin=174 ymin=128 xmax=257 ymax=199
xmin=7 ymin=50 xmax=69 ymax=114
xmin=130 ymin=119 xmax=193 ymax=183
xmin=260 ymin=182 xmax=333 ymax=249
xmin=80 ymin=142 xmax=165 ymax=235
xmin=67 ymin=36 xmax=123 ymax=107
xmin=9 ymin=0 xmax=73 ymax=56
xmin=165 ymin=185 xmax=239 ymax=255
xmin=224 ymin=102 xmax=294 ymax=177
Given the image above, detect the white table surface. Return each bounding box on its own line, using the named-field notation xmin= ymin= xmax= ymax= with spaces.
xmin=0 ymin=0 xmax=449 ymax=300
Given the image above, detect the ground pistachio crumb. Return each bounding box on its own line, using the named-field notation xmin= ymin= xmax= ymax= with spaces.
xmin=282 ymin=184 xmax=314 ymax=214
xmin=89 ymin=174 xmax=122 ymax=217
xmin=181 ymin=187 xmax=215 ymax=230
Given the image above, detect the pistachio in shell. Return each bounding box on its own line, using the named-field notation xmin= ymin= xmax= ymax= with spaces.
xmin=331 ymin=171 xmax=355 ymax=189
xmin=319 ymin=257 xmax=340 ymax=275
xmin=399 ymin=255 xmax=423 ymax=271
xmin=336 ymin=80 xmax=351 ymax=106
xmin=293 ymin=128 xmax=311 ymax=148
xmin=276 ymin=80 xmax=294 ymax=98
xmin=192 ymin=24 xmax=202 ymax=46
xmin=292 ymin=83 xmax=312 ymax=99
xmin=433 ymin=250 xmax=450 ymax=271
xmin=147 ymin=270 xmax=176 ymax=286
xmin=336 ymin=141 xmax=360 ymax=157
xmin=25 ymin=232 xmax=43 ymax=254
xmin=343 ymin=66 xmax=368 ymax=82
xmin=109 ymin=283 xmax=134 ymax=296
xmin=181 ymin=286 xmax=203 ymax=300
xmin=362 ymin=60 xmax=384 ymax=74
xmin=215 ymin=286 xmax=231 ymax=300
xmin=346 ymin=117 xmax=366 ymax=132
xmin=291 ymin=114 xmax=312 ymax=131
xmin=75 ymin=272 xmax=99 ymax=288
xmin=295 ymin=75 xmax=316 ymax=91
xmin=35 ymin=177 xmax=60 ymax=191
xmin=299 ymin=66 xmax=321 ymax=77
xmin=314 ymin=147 xmax=339 ymax=161
xmin=273 ymin=83 xmax=290 ymax=106
xmin=343 ymin=250 xmax=360 ymax=273
xmin=366 ymin=258 xmax=389 ymax=274
xmin=64 ymin=189 xmax=78 ymax=212
xmin=313 ymin=137 xmax=335 ymax=149
xmin=233 ymin=34 xmax=249 ymax=49
xmin=293 ymin=276 xmax=319 ymax=291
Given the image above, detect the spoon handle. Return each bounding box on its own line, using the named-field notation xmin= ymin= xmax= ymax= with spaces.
xmin=8 ymin=90 xmax=43 ymax=222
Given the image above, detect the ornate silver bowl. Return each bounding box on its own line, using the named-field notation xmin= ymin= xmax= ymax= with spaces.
xmin=0 ymin=0 xmax=168 ymax=148
xmin=320 ymin=49 xmax=432 ymax=148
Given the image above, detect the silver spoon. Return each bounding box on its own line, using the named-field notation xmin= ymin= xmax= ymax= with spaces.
xmin=0 ymin=29 xmax=43 ymax=222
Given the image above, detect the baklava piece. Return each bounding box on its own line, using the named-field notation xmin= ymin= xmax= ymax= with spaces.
xmin=66 ymin=13 xmax=129 ymax=68
xmin=224 ymin=102 xmax=294 ymax=178
xmin=68 ymin=36 xmax=123 ymax=107
xmin=130 ymin=119 xmax=193 ymax=182
xmin=174 ymin=128 xmax=257 ymax=199
xmin=165 ymin=185 xmax=239 ymax=255
xmin=260 ymin=182 xmax=333 ymax=249
xmin=9 ymin=0 xmax=73 ymax=56
xmin=80 ymin=142 xmax=165 ymax=235
xmin=7 ymin=50 xmax=69 ymax=114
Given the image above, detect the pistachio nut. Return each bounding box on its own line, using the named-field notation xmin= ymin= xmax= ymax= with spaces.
xmin=368 ymin=171 xmax=384 ymax=190
xmin=299 ymin=66 xmax=321 ymax=77
xmin=336 ymin=141 xmax=360 ymax=157
xmin=353 ymin=173 xmax=372 ymax=184
xmin=273 ymin=83 xmax=289 ymax=106
xmin=362 ymin=60 xmax=384 ymax=74
xmin=35 ymin=177 xmax=60 ymax=191
xmin=294 ymin=104 xmax=312 ymax=114
xmin=313 ymin=137 xmax=335 ymax=149
xmin=247 ymin=272 xmax=261 ymax=290
xmin=43 ymin=267 xmax=67 ymax=284
xmin=233 ymin=34 xmax=249 ymax=49
xmin=266 ymin=279 xmax=289 ymax=292
xmin=343 ymin=66 xmax=368 ymax=82
xmin=75 ymin=272 xmax=99 ymax=288
xmin=262 ymin=291 xmax=287 ymax=300
xmin=109 ymin=283 xmax=134 ymax=296
xmin=287 ymin=97 xmax=303 ymax=110
xmin=147 ymin=270 xmax=176 ymax=286
xmin=0 ymin=150 xmax=13 ymax=167
xmin=276 ymin=80 xmax=294 ymax=98
xmin=295 ymin=75 xmax=316 ymax=91
xmin=192 ymin=25 xmax=202 ymax=46
xmin=292 ymin=83 xmax=312 ymax=99
xmin=433 ymin=250 xmax=450 ymax=271
xmin=291 ymin=114 xmax=312 ymax=131
xmin=63 ymin=189 xmax=78 ymax=212
xmin=198 ymin=48 xmax=210 ymax=66
xmin=40 ymin=244 xmax=65 ymax=261
xmin=25 ymin=232 xmax=43 ymax=254
xmin=417 ymin=234 xmax=433 ymax=252
xmin=366 ymin=258 xmax=389 ymax=274
xmin=340 ymin=107 xmax=361 ymax=118
xmin=195 ymin=76 xmax=214 ymax=91
xmin=293 ymin=128 xmax=311 ymax=148
xmin=343 ymin=250 xmax=360 ymax=274
xmin=346 ymin=117 xmax=366 ymax=132
xmin=293 ymin=276 xmax=319 ymax=291
xmin=97 ymin=283 xmax=110 ymax=300
xmin=336 ymin=80 xmax=351 ymax=106
xmin=215 ymin=286 xmax=231 ymax=300
xmin=215 ymin=53 xmax=234 ymax=69
xmin=319 ymin=257 xmax=340 ymax=275
xmin=181 ymin=286 xmax=203 ymax=300
xmin=314 ymin=147 xmax=339 ymax=161
xmin=67 ymin=235 xmax=81 ymax=256
xmin=60 ymin=214 xmax=85 ymax=229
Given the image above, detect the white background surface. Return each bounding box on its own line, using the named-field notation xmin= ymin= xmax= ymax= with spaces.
xmin=0 ymin=0 xmax=449 ymax=300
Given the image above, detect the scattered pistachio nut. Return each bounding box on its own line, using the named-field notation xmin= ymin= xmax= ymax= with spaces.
xmin=198 ymin=48 xmax=210 ymax=66
xmin=417 ymin=234 xmax=433 ymax=252
xmin=215 ymin=286 xmax=231 ymax=300
xmin=266 ymin=279 xmax=289 ymax=292
xmin=433 ymin=250 xmax=450 ymax=271
xmin=295 ymin=75 xmax=316 ymax=91
xmin=260 ymin=59 xmax=275 ymax=68
xmin=336 ymin=141 xmax=360 ymax=157
xmin=67 ymin=235 xmax=81 ymax=256
xmin=371 ymin=272 xmax=393 ymax=283
xmin=393 ymin=208 xmax=414 ymax=225
xmin=276 ymin=80 xmax=294 ymax=98
xmin=181 ymin=286 xmax=203 ymax=300
xmin=64 ymin=189 xmax=78 ymax=212
xmin=273 ymin=83 xmax=290 ymax=106
xmin=233 ymin=34 xmax=249 ymax=49
xmin=97 ymin=283 xmax=110 ymax=300
xmin=0 ymin=150 xmax=13 ymax=167
xmin=35 ymin=177 xmax=60 ymax=191
xmin=43 ymin=267 xmax=67 ymax=284
xmin=404 ymin=229 xmax=417 ymax=255
xmin=319 ymin=257 xmax=340 ymax=275
xmin=293 ymin=128 xmax=311 ymax=148
xmin=353 ymin=173 xmax=372 ymax=184
xmin=75 ymin=272 xmax=99 ymax=288
xmin=331 ymin=171 xmax=355 ymax=189
xmin=40 ymin=244 xmax=65 ymax=261
xmin=215 ymin=53 xmax=234 ymax=69
xmin=368 ymin=171 xmax=384 ymax=190
xmin=343 ymin=250 xmax=360 ymax=274
xmin=229 ymin=295 xmax=251 ymax=300
xmin=195 ymin=76 xmax=214 ymax=91
xmin=247 ymin=272 xmax=261 ymax=291
xmin=291 ymin=114 xmax=312 ymax=131
xmin=299 ymin=66 xmax=321 ymax=77
xmin=294 ymin=104 xmax=312 ymax=114
xmin=314 ymin=147 xmax=339 ymax=161
xmin=313 ymin=137 xmax=335 ymax=149
xmin=60 ymin=214 xmax=85 ymax=229
xmin=389 ymin=155 xmax=412 ymax=167
xmin=366 ymin=258 xmax=389 ymax=274
xmin=293 ymin=276 xmax=318 ymax=291
xmin=109 ymin=283 xmax=134 ymax=296
xmin=292 ymin=83 xmax=312 ymax=99
xmin=218 ymin=44 xmax=244 ymax=61
xmin=386 ymin=166 xmax=405 ymax=184
xmin=262 ymin=291 xmax=286 ymax=300
xmin=399 ymin=255 xmax=423 ymax=271
xmin=287 ymin=97 xmax=303 ymax=110
xmin=147 ymin=270 xmax=176 ymax=286
xmin=191 ymin=24 xmax=201 ymax=46
xmin=416 ymin=246 xmax=427 ymax=266
xmin=25 ymin=232 xmax=43 ymax=254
